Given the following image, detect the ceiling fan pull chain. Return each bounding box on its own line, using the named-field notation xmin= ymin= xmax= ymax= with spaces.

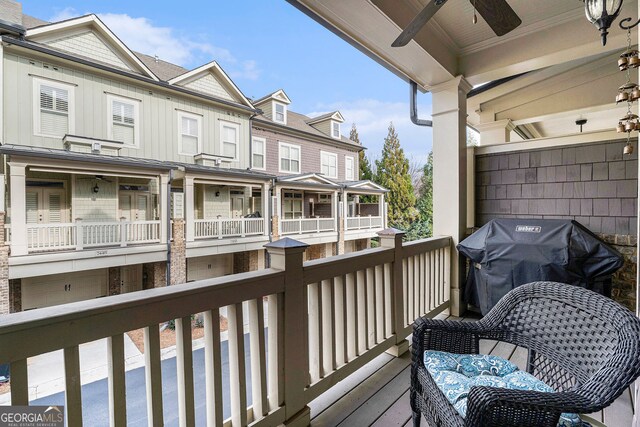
xmin=472 ymin=0 xmax=478 ymax=24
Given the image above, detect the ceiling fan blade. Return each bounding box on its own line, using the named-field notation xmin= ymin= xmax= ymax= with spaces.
xmin=391 ymin=0 xmax=449 ymax=47
xmin=473 ymin=0 xmax=522 ymax=36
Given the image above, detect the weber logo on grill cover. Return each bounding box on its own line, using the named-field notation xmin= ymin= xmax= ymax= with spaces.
xmin=515 ymin=225 xmax=541 ymax=233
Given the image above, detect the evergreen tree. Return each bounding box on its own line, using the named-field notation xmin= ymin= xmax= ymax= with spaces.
xmin=416 ymin=151 xmax=433 ymax=225
xmin=349 ymin=124 xmax=373 ymax=181
xmin=375 ymin=122 xmax=417 ymax=228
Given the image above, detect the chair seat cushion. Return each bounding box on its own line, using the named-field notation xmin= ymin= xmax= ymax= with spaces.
xmin=424 ymin=351 xmax=581 ymax=426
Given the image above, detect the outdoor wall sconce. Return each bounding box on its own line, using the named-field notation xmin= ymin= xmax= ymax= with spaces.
xmin=215 ymin=191 xmax=220 ymax=197
xmin=584 ymin=0 xmax=624 ymax=46
xmin=93 ymin=184 xmax=100 ymax=193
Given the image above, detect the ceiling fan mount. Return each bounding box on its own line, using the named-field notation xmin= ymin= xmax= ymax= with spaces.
xmin=391 ymin=0 xmax=522 ymax=48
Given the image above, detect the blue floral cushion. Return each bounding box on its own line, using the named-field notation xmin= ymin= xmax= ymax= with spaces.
xmin=423 ymin=351 xmax=581 ymax=427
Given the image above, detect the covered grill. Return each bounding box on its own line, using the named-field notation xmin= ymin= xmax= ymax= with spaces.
xmin=457 ymin=219 xmax=623 ymax=314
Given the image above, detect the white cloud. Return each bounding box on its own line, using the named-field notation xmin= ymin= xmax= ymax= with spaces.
xmin=48 ymin=8 xmax=260 ymax=80
xmin=308 ymin=99 xmax=433 ymax=166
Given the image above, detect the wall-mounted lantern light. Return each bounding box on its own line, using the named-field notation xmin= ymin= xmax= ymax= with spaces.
xmin=584 ymin=0 xmax=623 ymax=46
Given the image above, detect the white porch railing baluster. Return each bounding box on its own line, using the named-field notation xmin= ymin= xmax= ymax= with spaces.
xmin=64 ymin=345 xmax=83 ymax=427
xmin=248 ymin=298 xmax=268 ymax=419
xmin=144 ymin=324 xmax=164 ymax=426
xmin=204 ymin=309 xmax=223 ymax=426
xmin=176 ymin=316 xmax=195 ymax=426
xmin=9 ymin=359 xmax=28 ymax=405
xmin=228 ymin=302 xmax=248 ymax=427
xmin=108 ymin=334 xmax=127 ymax=427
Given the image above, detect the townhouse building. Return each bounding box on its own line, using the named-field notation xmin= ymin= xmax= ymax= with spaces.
xmin=0 ymin=1 xmax=386 ymax=314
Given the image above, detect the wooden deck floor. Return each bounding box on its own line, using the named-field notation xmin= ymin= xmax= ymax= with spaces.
xmin=309 ymin=313 xmax=635 ymax=427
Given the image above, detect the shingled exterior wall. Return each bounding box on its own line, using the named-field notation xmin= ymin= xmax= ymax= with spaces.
xmin=475 ymin=139 xmax=638 ymax=310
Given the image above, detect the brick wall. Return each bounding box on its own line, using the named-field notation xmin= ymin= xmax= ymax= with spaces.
xmin=170 ymin=219 xmax=187 ymax=285
xmin=475 ymin=139 xmax=638 ymax=309
xmin=143 ymin=262 xmax=166 ymax=289
xmin=9 ymin=279 xmax=20 ymax=313
xmin=108 ymin=267 xmax=121 ymax=296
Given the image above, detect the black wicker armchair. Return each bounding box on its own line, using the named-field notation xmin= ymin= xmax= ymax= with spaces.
xmin=410 ymin=281 xmax=640 ymax=427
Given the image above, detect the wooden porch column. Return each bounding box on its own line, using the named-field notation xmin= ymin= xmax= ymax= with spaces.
xmin=184 ymin=176 xmax=195 ymax=243
xmin=334 ymin=189 xmax=344 ymax=255
xmin=265 ymin=237 xmax=310 ymax=426
xmin=379 ymin=193 xmax=385 ymax=226
xmin=159 ymin=174 xmax=169 ymax=244
xmin=262 ymin=182 xmax=270 ymax=236
xmin=9 ymin=162 xmax=27 ymax=256
xmin=431 ymin=76 xmax=472 ymax=317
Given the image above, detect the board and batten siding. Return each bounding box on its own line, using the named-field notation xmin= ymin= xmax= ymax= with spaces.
xmin=252 ymin=127 xmax=360 ymax=181
xmin=3 ymin=52 xmax=251 ymax=168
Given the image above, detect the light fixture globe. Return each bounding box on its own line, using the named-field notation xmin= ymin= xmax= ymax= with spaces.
xmin=584 ymin=0 xmax=624 ymax=45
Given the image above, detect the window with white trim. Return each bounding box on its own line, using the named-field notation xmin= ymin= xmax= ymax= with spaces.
xmin=332 ymin=121 xmax=341 ymax=139
xmin=252 ymin=137 xmax=266 ymax=170
xmin=220 ymin=121 xmax=239 ymax=160
xmin=108 ymin=95 xmax=139 ymax=146
xmin=34 ymin=78 xmax=74 ymax=137
xmin=283 ymin=192 xmax=303 ymax=219
xmin=321 ymin=151 xmax=338 ymax=178
xmin=279 ymin=142 xmax=301 ymax=173
xmin=273 ymin=102 xmax=286 ymax=124
xmin=178 ymin=111 xmax=202 ymax=155
xmin=345 ymin=156 xmax=355 ymax=181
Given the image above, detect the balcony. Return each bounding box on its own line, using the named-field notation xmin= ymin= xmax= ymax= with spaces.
xmin=346 ymin=215 xmax=383 ymax=230
xmin=194 ymin=218 xmax=265 ymax=239
xmin=280 ymin=217 xmax=336 ymax=235
xmin=22 ymin=219 xmax=161 ymax=252
xmin=0 ymin=231 xmax=451 ymax=426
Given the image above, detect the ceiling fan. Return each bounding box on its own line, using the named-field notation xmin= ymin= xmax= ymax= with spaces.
xmin=391 ymin=0 xmax=522 ymax=47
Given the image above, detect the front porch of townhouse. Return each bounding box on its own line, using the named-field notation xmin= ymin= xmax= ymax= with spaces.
xmin=343 ymin=181 xmax=388 ymax=240
xmin=1 ymin=147 xmax=171 ymax=277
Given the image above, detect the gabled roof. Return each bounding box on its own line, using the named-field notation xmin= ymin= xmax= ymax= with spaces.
xmin=277 ymin=173 xmax=341 ymax=188
xmin=135 ymin=51 xmax=188 ymax=81
xmin=167 ymin=61 xmax=253 ymax=108
xmin=306 ymin=111 xmax=345 ymax=125
xmin=342 ymin=180 xmax=388 ymax=193
xmin=254 ymin=89 xmax=291 ymax=105
xmin=25 ymin=14 xmax=159 ymax=81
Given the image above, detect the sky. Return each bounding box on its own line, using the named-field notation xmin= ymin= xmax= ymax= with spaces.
xmin=21 ymin=1 xmax=434 ymax=165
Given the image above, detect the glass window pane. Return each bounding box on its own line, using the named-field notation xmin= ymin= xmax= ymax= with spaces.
xmin=291 ymin=160 xmax=299 ymax=172
xmin=253 ymin=154 xmax=264 ymax=168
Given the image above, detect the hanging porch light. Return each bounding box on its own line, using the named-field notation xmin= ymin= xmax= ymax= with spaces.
xmin=584 ymin=0 xmax=624 ymax=46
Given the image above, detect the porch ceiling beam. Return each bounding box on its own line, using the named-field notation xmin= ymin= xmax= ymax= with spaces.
xmin=460 ymin=2 xmax=637 ymax=86
xmin=191 ymin=178 xmax=266 ymax=187
xmin=28 ymin=167 xmax=159 ymax=179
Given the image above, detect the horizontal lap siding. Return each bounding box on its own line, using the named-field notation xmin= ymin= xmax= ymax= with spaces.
xmin=252 ymin=127 xmax=360 ymax=181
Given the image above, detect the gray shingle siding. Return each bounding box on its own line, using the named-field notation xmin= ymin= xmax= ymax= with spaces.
xmin=475 ymin=139 xmax=638 ymax=236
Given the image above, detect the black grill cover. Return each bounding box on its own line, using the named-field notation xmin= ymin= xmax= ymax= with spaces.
xmin=457 ymin=219 xmax=623 ymax=314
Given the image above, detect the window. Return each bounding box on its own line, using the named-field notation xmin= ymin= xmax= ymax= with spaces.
xmin=273 ymin=102 xmax=286 ymax=124
xmin=107 ymin=95 xmax=139 ymax=146
xmin=220 ymin=121 xmax=239 ymax=160
xmin=178 ymin=111 xmax=202 ymax=155
xmin=252 ymin=137 xmax=266 ymax=170
xmin=345 ymin=156 xmax=355 ymax=181
xmin=279 ymin=142 xmax=301 ymax=173
xmin=34 ymin=78 xmax=74 ymax=137
xmin=321 ymin=151 xmax=338 ymax=178
xmin=332 ymin=121 xmax=341 ymax=139
xmin=283 ymin=192 xmax=303 ymax=219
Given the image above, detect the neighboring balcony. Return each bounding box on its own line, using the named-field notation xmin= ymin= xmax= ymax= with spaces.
xmin=280 ymin=217 xmax=336 ymax=235
xmin=193 ymin=217 xmax=265 ymax=239
xmin=23 ymin=219 xmax=162 ymax=252
xmin=346 ymin=215 xmax=384 ymax=230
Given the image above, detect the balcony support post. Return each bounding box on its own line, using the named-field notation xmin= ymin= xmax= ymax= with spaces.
xmin=431 ymin=76 xmax=472 ymax=316
xmin=265 ymin=237 xmax=310 ymax=426
xmin=9 ymin=162 xmax=27 ymax=256
xmin=159 ymin=174 xmax=169 ymax=244
xmin=185 ymin=176 xmax=195 ymax=243
xmin=378 ymin=228 xmax=409 ymax=357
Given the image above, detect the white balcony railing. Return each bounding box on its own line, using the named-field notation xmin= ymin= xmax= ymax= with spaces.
xmin=24 ymin=220 xmax=161 ymax=252
xmin=0 ymin=233 xmax=451 ymax=426
xmin=280 ymin=217 xmax=336 ymax=235
xmin=194 ymin=217 xmax=265 ymax=239
xmin=346 ymin=215 xmax=383 ymax=230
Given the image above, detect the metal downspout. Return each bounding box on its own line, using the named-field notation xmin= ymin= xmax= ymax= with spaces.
xmin=166 ymin=169 xmax=174 ymax=286
xmin=410 ymin=81 xmax=433 ymax=127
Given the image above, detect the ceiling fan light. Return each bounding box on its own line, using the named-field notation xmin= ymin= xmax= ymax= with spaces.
xmin=584 ymin=0 xmax=624 ymax=45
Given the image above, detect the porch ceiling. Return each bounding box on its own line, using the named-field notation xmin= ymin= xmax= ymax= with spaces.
xmin=289 ymin=0 xmax=637 ymax=88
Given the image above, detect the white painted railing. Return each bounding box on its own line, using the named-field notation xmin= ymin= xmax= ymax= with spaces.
xmin=194 ymin=218 xmax=265 ymax=239
xmin=0 ymin=232 xmax=451 ymax=427
xmin=280 ymin=217 xmax=336 ymax=235
xmin=25 ymin=220 xmax=161 ymax=252
xmin=346 ymin=215 xmax=384 ymax=230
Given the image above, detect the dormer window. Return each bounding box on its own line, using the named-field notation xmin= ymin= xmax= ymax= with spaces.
xmin=332 ymin=121 xmax=341 ymax=139
xmin=274 ymin=102 xmax=286 ymax=124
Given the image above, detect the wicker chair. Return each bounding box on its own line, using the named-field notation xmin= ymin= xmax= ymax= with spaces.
xmin=410 ymin=281 xmax=640 ymax=427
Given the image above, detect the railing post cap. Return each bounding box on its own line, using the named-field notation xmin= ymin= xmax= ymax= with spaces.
xmin=264 ymin=237 xmax=310 ymax=250
xmin=377 ymin=227 xmax=405 ymax=237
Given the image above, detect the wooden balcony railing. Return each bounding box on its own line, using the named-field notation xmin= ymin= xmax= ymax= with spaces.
xmin=346 ymin=215 xmax=383 ymax=230
xmin=194 ymin=217 xmax=265 ymax=239
xmin=24 ymin=220 xmax=161 ymax=252
xmin=0 ymin=231 xmax=451 ymax=426
xmin=280 ymin=217 xmax=336 ymax=235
